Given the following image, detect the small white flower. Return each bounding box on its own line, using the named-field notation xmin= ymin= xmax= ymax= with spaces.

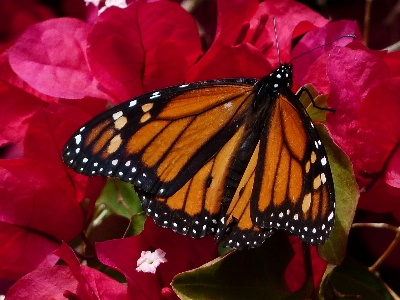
xmin=84 ymin=0 xmax=101 ymax=6
xmin=99 ymin=0 xmax=128 ymax=14
xmin=136 ymin=248 xmax=167 ymax=274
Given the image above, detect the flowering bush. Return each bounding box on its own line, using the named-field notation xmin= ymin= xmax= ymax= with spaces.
xmin=0 ymin=0 xmax=399 ymax=299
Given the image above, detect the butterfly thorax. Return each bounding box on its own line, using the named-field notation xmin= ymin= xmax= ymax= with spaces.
xmin=253 ymin=63 xmax=293 ymax=109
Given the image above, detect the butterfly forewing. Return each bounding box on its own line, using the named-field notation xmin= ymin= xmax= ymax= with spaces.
xmin=62 ymin=79 xmax=256 ymax=198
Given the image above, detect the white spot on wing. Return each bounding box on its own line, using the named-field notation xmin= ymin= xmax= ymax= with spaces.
xmin=321 ymin=173 xmax=327 ymax=184
xmin=224 ymin=102 xmax=232 ymax=109
xmin=75 ymin=134 xmax=82 ymax=145
xmin=129 ymin=100 xmax=137 ymax=107
xmin=112 ymin=111 xmax=123 ymax=120
xmin=150 ymin=91 xmax=161 ymax=99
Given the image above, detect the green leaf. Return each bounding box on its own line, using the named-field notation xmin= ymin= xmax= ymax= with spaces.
xmin=127 ymin=213 xmax=147 ymax=236
xmin=299 ymin=84 xmax=329 ymax=123
xmin=97 ymin=178 xmax=142 ymax=218
xmin=320 ymin=257 xmax=394 ymax=300
xmin=172 ymin=232 xmax=312 ymax=300
xmin=315 ymin=124 xmax=359 ymax=264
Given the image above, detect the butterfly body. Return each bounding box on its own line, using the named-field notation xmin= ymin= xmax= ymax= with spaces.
xmin=63 ymin=63 xmax=335 ymax=250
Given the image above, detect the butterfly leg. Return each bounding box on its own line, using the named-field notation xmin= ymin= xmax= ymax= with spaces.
xmin=297 ymin=86 xmax=335 ymax=112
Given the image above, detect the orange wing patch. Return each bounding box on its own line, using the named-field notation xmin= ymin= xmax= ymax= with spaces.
xmin=220 ymin=142 xmax=259 ymax=237
xmin=258 ymin=96 xmax=308 ymax=212
xmin=126 ymin=120 xmax=170 ymax=155
xmin=158 ymin=85 xmax=253 ymax=119
xmin=156 ymin=89 xmax=252 ymax=182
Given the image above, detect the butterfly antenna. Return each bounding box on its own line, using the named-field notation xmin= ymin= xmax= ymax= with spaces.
xmin=289 ymin=34 xmax=357 ymax=63
xmin=273 ymin=17 xmax=281 ymax=64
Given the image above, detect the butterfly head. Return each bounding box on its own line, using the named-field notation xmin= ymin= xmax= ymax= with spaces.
xmin=269 ymin=62 xmax=293 ymax=92
xmin=253 ymin=63 xmax=293 ymax=108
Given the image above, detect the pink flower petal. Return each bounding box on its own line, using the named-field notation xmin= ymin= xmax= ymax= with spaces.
xmin=87 ymin=2 xmax=202 ymax=102
xmin=8 ymin=18 xmax=110 ymax=100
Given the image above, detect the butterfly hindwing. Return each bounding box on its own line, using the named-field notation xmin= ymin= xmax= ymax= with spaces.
xmin=62 ymin=79 xmax=256 ymax=198
xmin=215 ymin=141 xmax=275 ymax=249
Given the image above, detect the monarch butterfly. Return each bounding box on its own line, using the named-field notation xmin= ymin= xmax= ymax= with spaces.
xmin=62 ymin=59 xmax=335 ymax=250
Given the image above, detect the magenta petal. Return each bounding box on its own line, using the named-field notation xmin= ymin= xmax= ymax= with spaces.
xmin=54 ymin=243 xmax=127 ymax=300
xmin=80 ymin=265 xmax=128 ymax=300
xmin=355 ymin=78 xmax=400 ymax=175
xmin=325 ymin=45 xmax=393 ymax=158
xmin=386 ymin=146 xmax=400 ymax=188
xmin=54 ymin=243 xmax=81 ymax=278
xmin=292 ymin=20 xmax=361 ymax=85
xmin=87 ymin=2 xmax=202 ymax=102
xmin=262 ymin=0 xmax=329 ymax=63
xmin=0 ymin=81 xmax=46 ymax=150
xmin=5 ymin=266 xmax=77 ymax=299
xmin=358 ymin=177 xmax=400 ymax=217
xmin=187 ymin=43 xmax=272 ymax=81
xmin=97 ymin=236 xmax=161 ymax=300
xmin=0 ymin=159 xmax=83 ymax=242
xmin=8 ymin=17 xmax=110 ymax=100
xmin=0 ymin=222 xmax=59 ymax=280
